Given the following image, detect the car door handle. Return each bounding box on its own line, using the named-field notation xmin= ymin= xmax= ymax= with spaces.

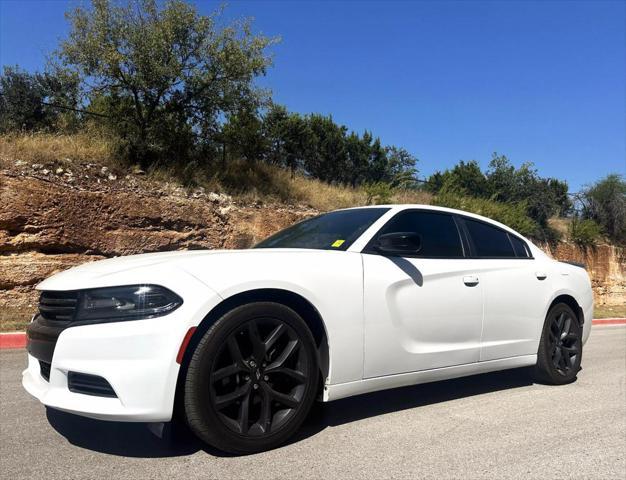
xmin=463 ymin=275 xmax=479 ymax=286
xmin=535 ymin=272 xmax=547 ymax=280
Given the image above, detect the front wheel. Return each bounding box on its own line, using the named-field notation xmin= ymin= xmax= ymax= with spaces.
xmin=184 ymin=302 xmax=318 ymax=454
xmin=533 ymin=302 xmax=582 ymax=385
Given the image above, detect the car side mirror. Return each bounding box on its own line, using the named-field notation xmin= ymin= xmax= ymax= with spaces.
xmin=374 ymin=232 xmax=422 ymax=256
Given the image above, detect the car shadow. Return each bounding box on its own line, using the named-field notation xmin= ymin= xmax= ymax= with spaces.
xmin=46 ymin=367 xmax=533 ymax=458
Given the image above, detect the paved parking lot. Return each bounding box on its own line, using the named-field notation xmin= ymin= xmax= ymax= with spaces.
xmin=1 ymin=326 xmax=624 ymax=480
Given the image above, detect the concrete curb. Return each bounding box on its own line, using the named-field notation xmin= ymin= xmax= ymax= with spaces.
xmin=1 ymin=318 xmax=624 ymax=350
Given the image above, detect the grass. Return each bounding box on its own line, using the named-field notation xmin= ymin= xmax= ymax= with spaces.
xmin=594 ymin=304 xmax=626 ymax=319
xmin=548 ymin=217 xmax=571 ymax=239
xmin=0 ymin=308 xmax=33 ymax=333
xmin=0 ymin=132 xmax=431 ymax=211
xmin=0 ymin=131 xmax=116 ymax=167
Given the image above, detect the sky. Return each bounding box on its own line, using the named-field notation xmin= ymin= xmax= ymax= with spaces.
xmin=1 ymin=0 xmax=624 ymax=192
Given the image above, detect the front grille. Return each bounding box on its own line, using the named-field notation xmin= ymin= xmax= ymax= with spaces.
xmin=68 ymin=372 xmax=117 ymax=398
xmin=38 ymin=291 xmax=79 ymax=323
xmin=39 ymin=361 xmax=51 ymax=381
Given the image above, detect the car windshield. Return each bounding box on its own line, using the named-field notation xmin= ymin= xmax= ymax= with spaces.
xmin=254 ymin=208 xmax=389 ymax=251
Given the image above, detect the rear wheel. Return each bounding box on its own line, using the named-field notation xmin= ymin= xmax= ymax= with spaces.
xmin=184 ymin=302 xmax=318 ymax=454
xmin=533 ymin=302 xmax=582 ymax=384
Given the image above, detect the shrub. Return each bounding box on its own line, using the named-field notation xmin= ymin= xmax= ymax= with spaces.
xmin=364 ymin=182 xmax=393 ymax=205
xmin=569 ymin=218 xmax=602 ymax=247
xmin=433 ymin=191 xmax=538 ymax=238
xmin=579 ymin=174 xmax=626 ymax=245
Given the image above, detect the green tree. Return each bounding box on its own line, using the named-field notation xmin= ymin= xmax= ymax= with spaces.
xmin=261 ymin=104 xmax=316 ymax=174
xmin=222 ymin=106 xmax=266 ymax=163
xmin=384 ymin=146 xmax=418 ymax=189
xmin=485 ymin=154 xmax=568 ymax=235
xmin=59 ymin=0 xmax=276 ymax=164
xmin=305 ymin=114 xmax=349 ymax=183
xmin=426 ymin=160 xmax=488 ymax=196
xmin=0 ymin=65 xmax=79 ymax=132
xmin=579 ymin=174 xmax=626 ymax=244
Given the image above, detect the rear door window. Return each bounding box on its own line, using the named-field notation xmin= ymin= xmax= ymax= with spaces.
xmin=464 ymin=218 xmax=515 ymax=258
xmin=509 ymin=234 xmax=531 ymax=258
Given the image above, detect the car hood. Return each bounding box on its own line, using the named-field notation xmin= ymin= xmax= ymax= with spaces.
xmin=36 ymin=250 xmax=236 ymax=291
xmin=35 ymin=248 xmax=336 ymax=291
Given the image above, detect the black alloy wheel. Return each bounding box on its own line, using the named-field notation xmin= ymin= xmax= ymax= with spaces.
xmin=184 ymin=302 xmax=318 ymax=454
xmin=548 ymin=310 xmax=581 ymax=376
xmin=533 ymin=302 xmax=582 ymax=384
xmin=209 ymin=317 xmax=308 ymax=436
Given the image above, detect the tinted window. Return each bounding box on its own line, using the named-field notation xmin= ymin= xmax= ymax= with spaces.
xmin=374 ymin=211 xmax=463 ymax=257
xmin=509 ymin=234 xmax=531 ymax=258
xmin=255 ymin=208 xmax=389 ymax=251
xmin=464 ymin=219 xmax=515 ymax=257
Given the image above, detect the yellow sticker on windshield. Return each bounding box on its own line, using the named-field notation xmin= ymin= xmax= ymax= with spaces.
xmin=331 ymin=239 xmax=345 ymax=248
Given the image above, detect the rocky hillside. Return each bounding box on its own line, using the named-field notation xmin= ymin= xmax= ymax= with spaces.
xmin=1 ymin=161 xmax=624 ymax=331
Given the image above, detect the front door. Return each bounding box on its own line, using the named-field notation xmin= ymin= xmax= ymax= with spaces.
xmin=362 ymin=210 xmax=483 ymax=378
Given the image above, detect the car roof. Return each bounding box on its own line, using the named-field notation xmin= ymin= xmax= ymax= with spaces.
xmin=337 ymin=204 xmax=526 ymax=239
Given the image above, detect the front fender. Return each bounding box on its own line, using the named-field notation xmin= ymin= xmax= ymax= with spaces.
xmin=181 ymin=250 xmax=365 ymax=385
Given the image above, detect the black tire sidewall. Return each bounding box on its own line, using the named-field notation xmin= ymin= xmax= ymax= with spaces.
xmin=536 ymin=303 xmax=582 ymax=385
xmin=184 ymin=302 xmax=318 ymax=454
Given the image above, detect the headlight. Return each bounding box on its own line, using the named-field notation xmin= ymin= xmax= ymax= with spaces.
xmin=75 ymin=285 xmax=183 ymax=323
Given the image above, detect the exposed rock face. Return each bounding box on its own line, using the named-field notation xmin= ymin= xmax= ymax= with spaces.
xmin=0 ymin=169 xmax=316 ymax=329
xmin=544 ymin=242 xmax=625 ymax=307
xmin=0 ymin=167 xmax=623 ymax=330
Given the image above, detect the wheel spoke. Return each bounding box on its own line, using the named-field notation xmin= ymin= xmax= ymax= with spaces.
xmin=562 ymin=349 xmax=572 ymax=368
xmin=267 ymin=339 xmax=299 ymax=369
xmin=247 ymin=321 xmax=266 ymax=360
xmin=556 ymin=313 xmax=565 ymax=334
xmin=237 ymin=390 xmax=250 ymax=434
xmin=227 ymin=336 xmax=245 ymax=367
xmin=214 ymin=383 xmax=250 ymax=409
xmin=265 ymin=366 xmax=306 ymax=383
xmin=266 ymin=385 xmax=299 ymax=408
xmin=548 ymin=328 xmax=557 ymax=342
xmin=552 ymin=347 xmax=562 ymax=367
xmin=264 ymin=323 xmax=286 ymax=353
xmin=258 ymin=388 xmax=272 ymax=433
xmin=212 ymin=363 xmax=242 ymax=382
xmin=562 ymin=333 xmax=578 ymax=344
xmin=561 ymin=317 xmax=572 ymax=339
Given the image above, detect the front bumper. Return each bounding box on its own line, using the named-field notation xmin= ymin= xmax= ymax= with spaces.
xmin=22 ymin=284 xmax=222 ymax=422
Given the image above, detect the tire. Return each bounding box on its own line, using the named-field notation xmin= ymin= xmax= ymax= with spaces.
xmin=184 ymin=302 xmax=318 ymax=454
xmin=533 ymin=302 xmax=583 ymax=385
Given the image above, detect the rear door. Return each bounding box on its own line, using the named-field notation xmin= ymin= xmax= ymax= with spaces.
xmin=362 ymin=210 xmax=483 ymax=378
xmin=458 ymin=217 xmax=552 ymax=361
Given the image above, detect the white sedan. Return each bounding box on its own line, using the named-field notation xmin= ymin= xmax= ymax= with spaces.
xmin=23 ymin=205 xmax=593 ymax=453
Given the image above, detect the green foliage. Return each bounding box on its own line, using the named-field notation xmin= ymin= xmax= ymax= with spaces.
xmin=426 ymin=160 xmax=488 ymax=197
xmin=364 ymin=182 xmax=393 ymax=205
xmin=579 ymin=174 xmax=626 ymax=244
xmin=569 ymin=218 xmax=602 ymax=247
xmin=434 ymin=182 xmax=538 ymax=238
xmin=220 ymin=103 xmax=419 ymax=187
xmin=426 ymin=153 xmax=570 ymax=240
xmin=58 ymin=0 xmax=276 ymax=164
xmin=0 ymin=66 xmax=79 ymax=132
xmin=486 ymin=154 xmax=571 ymax=227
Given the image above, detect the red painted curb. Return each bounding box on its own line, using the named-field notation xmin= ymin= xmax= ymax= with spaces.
xmin=592 ymin=318 xmax=626 ymax=325
xmin=0 ymin=318 xmax=624 ymax=350
xmin=0 ymin=332 xmax=27 ymax=349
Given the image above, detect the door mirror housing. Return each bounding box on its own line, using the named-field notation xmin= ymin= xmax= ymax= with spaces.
xmin=375 ymin=232 xmax=422 ymax=256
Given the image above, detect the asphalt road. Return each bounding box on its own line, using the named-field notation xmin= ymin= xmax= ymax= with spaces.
xmin=1 ymin=326 xmax=624 ymax=480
